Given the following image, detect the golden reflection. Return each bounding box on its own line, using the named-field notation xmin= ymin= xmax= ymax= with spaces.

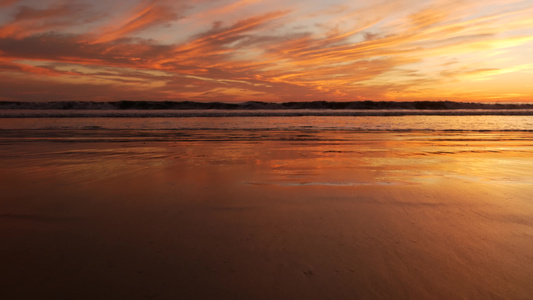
xmin=1 ymin=131 xmax=533 ymax=299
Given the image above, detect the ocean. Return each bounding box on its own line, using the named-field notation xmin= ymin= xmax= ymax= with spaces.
xmin=2 ymin=109 xmax=533 ymax=132
xmin=1 ymin=109 xmax=533 ymax=299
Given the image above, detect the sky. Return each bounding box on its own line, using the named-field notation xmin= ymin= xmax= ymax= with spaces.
xmin=0 ymin=0 xmax=532 ymax=102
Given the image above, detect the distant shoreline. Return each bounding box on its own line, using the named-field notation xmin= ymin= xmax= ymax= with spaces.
xmin=1 ymin=100 xmax=533 ymax=110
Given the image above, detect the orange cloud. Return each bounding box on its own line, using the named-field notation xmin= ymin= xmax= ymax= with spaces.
xmin=0 ymin=3 xmax=101 ymax=39
xmin=0 ymin=0 xmax=17 ymax=7
xmin=91 ymin=0 xmax=183 ymax=44
xmin=0 ymin=0 xmax=532 ymax=102
xmin=0 ymin=60 xmax=80 ymax=77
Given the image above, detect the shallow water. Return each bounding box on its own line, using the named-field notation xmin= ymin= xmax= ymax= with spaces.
xmin=1 ymin=111 xmax=533 ymax=131
xmin=1 ymin=129 xmax=533 ymax=299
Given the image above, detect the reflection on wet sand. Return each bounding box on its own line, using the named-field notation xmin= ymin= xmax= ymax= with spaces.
xmin=1 ymin=131 xmax=533 ymax=299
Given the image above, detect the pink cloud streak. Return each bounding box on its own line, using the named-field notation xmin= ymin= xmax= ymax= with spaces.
xmin=0 ymin=0 xmax=532 ymax=102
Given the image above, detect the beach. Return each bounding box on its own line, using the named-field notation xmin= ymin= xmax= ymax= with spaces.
xmin=1 ymin=130 xmax=533 ymax=299
xmin=3 ymin=0 xmax=533 ymax=296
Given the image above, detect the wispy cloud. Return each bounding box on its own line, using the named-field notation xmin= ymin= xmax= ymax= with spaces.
xmin=0 ymin=3 xmax=100 ymax=39
xmin=0 ymin=0 xmax=532 ymax=102
xmin=90 ymin=0 xmax=186 ymax=44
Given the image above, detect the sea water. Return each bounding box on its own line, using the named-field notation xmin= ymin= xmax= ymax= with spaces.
xmin=1 ymin=109 xmax=533 ymax=132
xmin=2 ymin=108 xmax=533 ymax=299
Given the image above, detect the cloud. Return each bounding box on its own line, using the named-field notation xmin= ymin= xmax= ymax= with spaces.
xmin=0 ymin=0 xmax=17 ymax=8
xmin=0 ymin=71 xmax=173 ymax=101
xmin=0 ymin=3 xmax=99 ymax=39
xmin=178 ymin=10 xmax=289 ymax=54
xmin=0 ymin=59 xmax=79 ymax=77
xmin=90 ymin=0 xmax=186 ymax=44
xmin=1 ymin=0 xmax=532 ymax=102
xmin=0 ymin=33 xmax=174 ymax=68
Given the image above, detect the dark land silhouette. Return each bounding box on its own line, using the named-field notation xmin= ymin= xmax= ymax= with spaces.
xmin=1 ymin=100 xmax=533 ymax=110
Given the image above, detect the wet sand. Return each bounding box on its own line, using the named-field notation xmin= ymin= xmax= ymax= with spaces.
xmin=1 ymin=131 xmax=533 ymax=299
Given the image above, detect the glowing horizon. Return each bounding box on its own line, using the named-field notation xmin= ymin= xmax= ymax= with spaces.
xmin=0 ymin=0 xmax=532 ymax=102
